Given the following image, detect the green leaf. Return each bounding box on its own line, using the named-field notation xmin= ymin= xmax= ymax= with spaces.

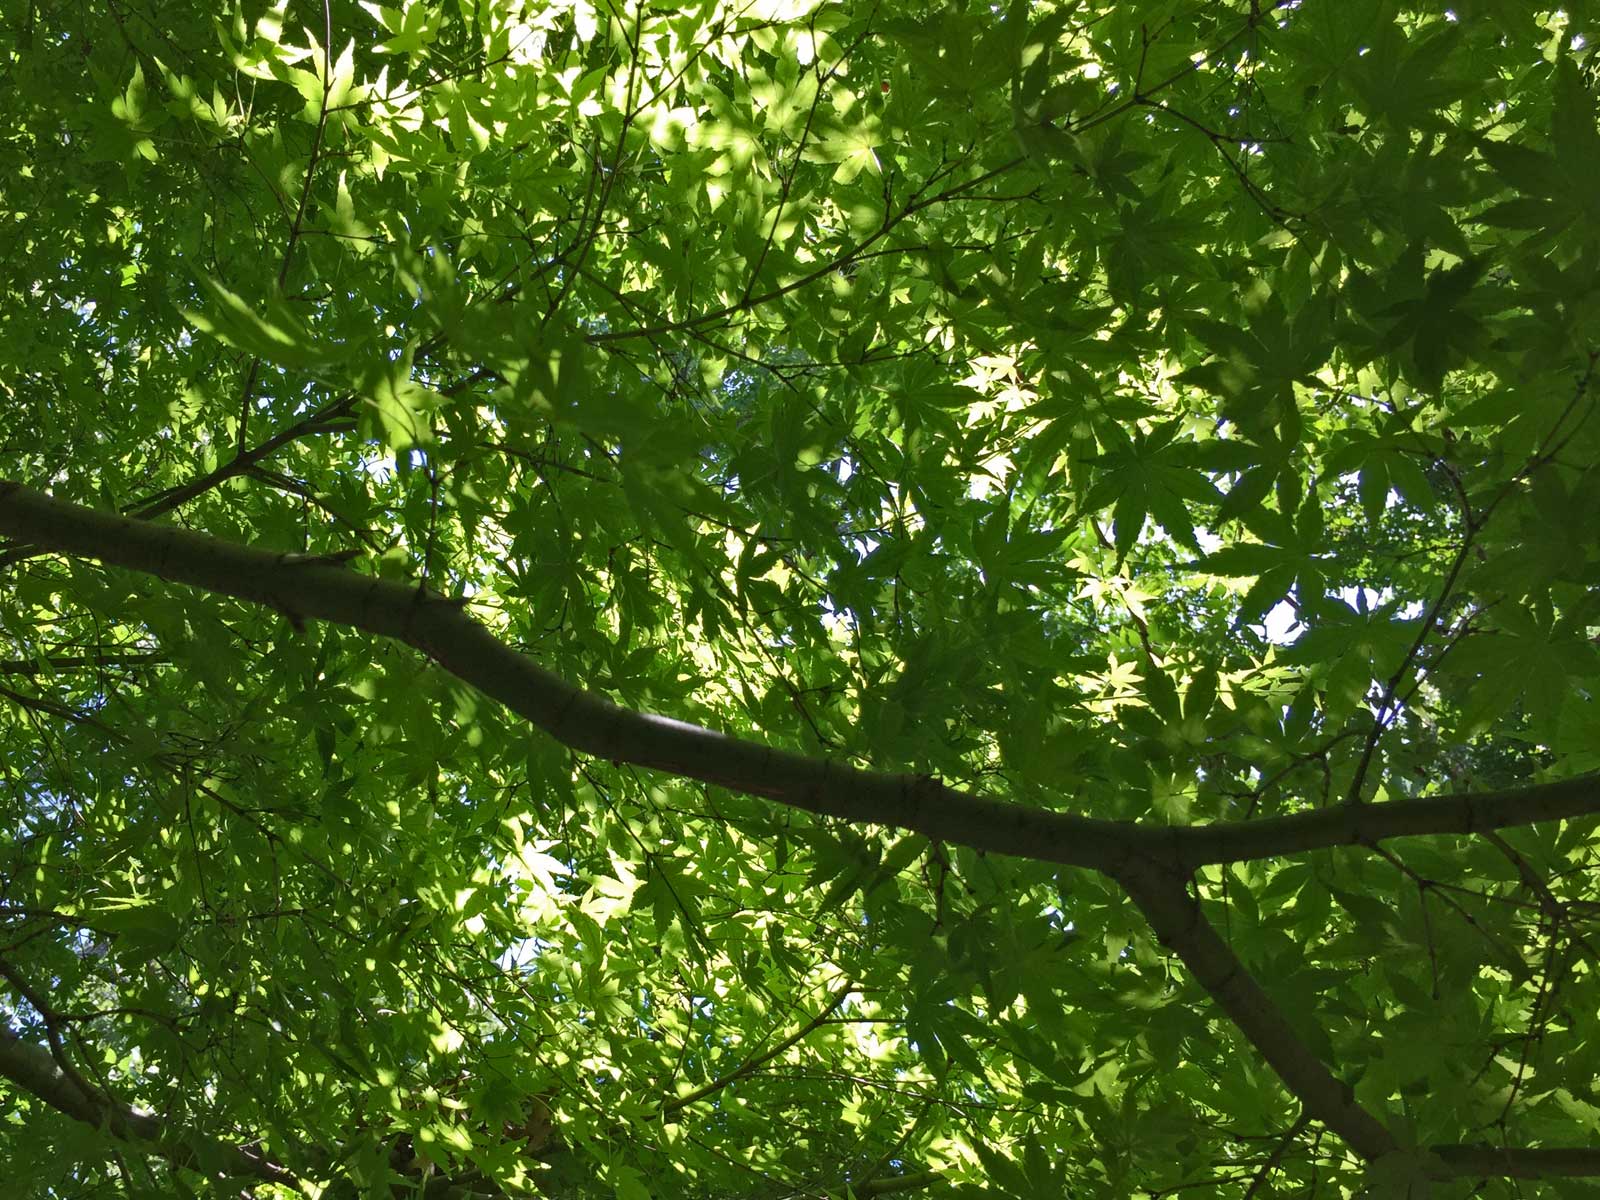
xmin=1216 ymin=465 xmax=1275 ymax=525
xmin=360 ymin=352 xmax=441 ymax=451
xmin=182 ymin=274 xmax=340 ymax=369
xmin=1195 ymin=543 xmax=1293 ymax=577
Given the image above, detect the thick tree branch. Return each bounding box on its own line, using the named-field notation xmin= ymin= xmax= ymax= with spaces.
xmin=1115 ymin=866 xmax=1600 ymax=1182
xmin=4 ymin=482 xmax=1600 ymax=1180
xmin=0 ymin=481 xmax=1146 ymax=872
xmin=0 ymin=480 xmax=1593 ymax=879
xmin=1165 ymin=780 xmax=1600 ymax=869
xmin=0 ymin=1022 xmax=296 ymax=1186
xmin=1433 ymin=1145 xmax=1600 ymax=1178
xmin=1114 ymin=861 xmax=1399 ymax=1162
xmin=0 ymin=952 xmax=103 ymax=1112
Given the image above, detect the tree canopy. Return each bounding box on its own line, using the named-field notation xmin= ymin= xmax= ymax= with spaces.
xmin=2 ymin=0 xmax=1600 ymax=1196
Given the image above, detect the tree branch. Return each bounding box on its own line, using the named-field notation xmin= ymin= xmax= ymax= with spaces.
xmin=0 ymin=651 xmax=167 ymax=675
xmin=853 ymin=1170 xmax=943 ymax=1196
xmin=661 ymin=981 xmax=853 ymax=1117
xmin=1114 ymin=861 xmax=1399 ymax=1161
xmin=5 ymin=480 xmax=1600 ymax=1180
xmin=1433 ymin=1145 xmax=1600 ymax=1179
xmin=0 ymin=481 xmax=1593 ymax=880
xmin=0 ymin=480 xmax=1146 ymax=872
xmin=0 ymin=1022 xmax=296 ymax=1187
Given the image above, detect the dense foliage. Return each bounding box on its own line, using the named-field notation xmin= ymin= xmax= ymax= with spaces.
xmin=2 ymin=0 xmax=1600 ymax=1196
